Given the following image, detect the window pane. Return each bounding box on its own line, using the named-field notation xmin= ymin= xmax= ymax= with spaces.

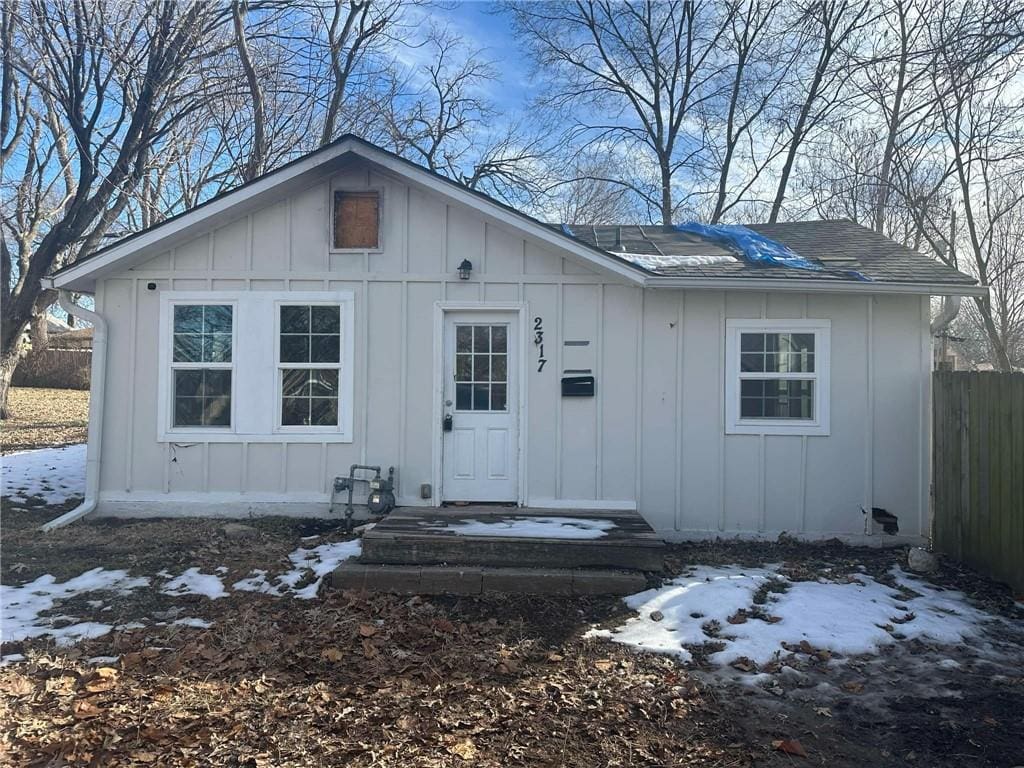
xmin=473 ymin=383 xmax=489 ymax=410
xmin=174 ymin=397 xmax=202 ymax=427
xmin=281 ymin=397 xmax=308 ymax=426
xmin=473 ymin=325 xmax=489 ymax=353
xmin=174 ymin=370 xmax=203 ymax=398
xmin=310 ymin=398 xmax=339 ymax=426
xmin=309 ymin=369 xmax=338 ymax=397
xmin=202 ymin=370 xmax=232 ymax=396
xmin=473 ymin=355 xmax=490 ymax=382
xmin=204 ymin=305 xmax=232 ymax=333
xmin=491 ymin=384 xmax=507 ymax=411
xmin=310 ymin=334 xmax=340 ymax=363
xmin=311 ymin=306 xmax=340 ymax=334
xmin=740 ymin=333 xmax=764 ymax=352
xmin=173 ymin=334 xmax=202 ymax=363
xmin=492 ymin=326 xmax=507 ymax=353
xmin=765 ymin=334 xmax=781 ymax=352
xmin=174 ymin=305 xmax=203 ymax=334
xmin=455 ymin=383 xmax=472 ymax=410
xmin=456 ymin=354 xmax=472 ymax=382
xmin=740 ymin=353 xmax=764 ymax=372
xmin=456 ymin=326 xmax=472 ymax=352
xmin=204 ymin=396 xmax=231 ymax=426
xmin=789 ymin=333 xmax=815 ymax=353
xmin=281 ymin=334 xmax=310 ymax=363
xmin=740 ymin=378 xmax=814 ymax=420
xmin=491 ymin=354 xmax=507 ymax=382
xmin=282 ymin=369 xmax=310 ymax=397
xmin=281 ymin=306 xmax=309 ymax=334
xmin=203 ymin=334 xmax=232 ymax=363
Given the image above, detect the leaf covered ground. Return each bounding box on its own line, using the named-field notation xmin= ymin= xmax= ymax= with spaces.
xmin=1 ymin=387 xmax=89 ymax=454
xmin=3 ymin=503 xmax=1023 ymax=767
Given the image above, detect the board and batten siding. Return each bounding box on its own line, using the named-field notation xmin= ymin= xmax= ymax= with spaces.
xmin=93 ymin=158 xmax=932 ymax=541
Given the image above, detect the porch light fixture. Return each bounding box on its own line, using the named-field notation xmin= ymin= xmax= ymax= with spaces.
xmin=457 ymin=259 xmax=473 ymax=280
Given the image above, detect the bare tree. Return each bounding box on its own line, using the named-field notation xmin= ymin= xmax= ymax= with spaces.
xmin=383 ymin=27 xmax=547 ymax=204
xmin=508 ymin=0 xmax=737 ymax=226
xmin=768 ymin=0 xmax=869 ymax=222
xmin=0 ymin=0 xmax=238 ymax=416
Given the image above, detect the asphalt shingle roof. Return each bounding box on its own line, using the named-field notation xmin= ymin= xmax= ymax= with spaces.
xmin=562 ymin=220 xmax=976 ymax=285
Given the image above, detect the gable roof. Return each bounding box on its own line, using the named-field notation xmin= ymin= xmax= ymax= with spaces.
xmin=46 ymin=134 xmax=983 ymax=296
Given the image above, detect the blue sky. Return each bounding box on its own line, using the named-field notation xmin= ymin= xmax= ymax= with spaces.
xmin=428 ymin=2 xmax=532 ymax=112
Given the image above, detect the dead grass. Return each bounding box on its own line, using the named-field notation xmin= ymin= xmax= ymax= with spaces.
xmin=3 ymin=509 xmax=1023 ymax=766
xmin=1 ymin=387 xmax=89 ymax=453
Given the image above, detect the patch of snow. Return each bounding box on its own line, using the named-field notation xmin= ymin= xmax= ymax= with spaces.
xmin=232 ymin=540 xmax=362 ymax=599
xmin=431 ymin=516 xmax=616 ymax=540
xmin=0 ymin=654 xmax=25 ymax=666
xmin=590 ymin=566 xmax=990 ymax=666
xmin=1 ymin=568 xmax=149 ymax=645
xmin=620 ymin=252 xmax=738 ymax=270
xmin=1 ymin=444 xmax=86 ymax=504
xmin=172 ymin=617 xmax=213 ymax=629
xmin=161 ymin=568 xmax=228 ymax=600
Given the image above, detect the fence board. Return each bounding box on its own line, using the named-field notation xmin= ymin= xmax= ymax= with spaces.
xmin=933 ymin=371 xmax=1024 ymax=592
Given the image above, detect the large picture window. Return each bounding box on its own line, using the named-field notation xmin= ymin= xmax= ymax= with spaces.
xmin=278 ymin=304 xmax=342 ymax=427
xmin=725 ymin=319 xmax=830 ymax=435
xmin=170 ymin=304 xmax=233 ymax=428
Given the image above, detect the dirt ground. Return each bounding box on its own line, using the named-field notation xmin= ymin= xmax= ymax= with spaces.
xmin=2 ymin=501 xmax=1023 ymax=767
xmin=1 ymin=387 xmax=89 ymax=453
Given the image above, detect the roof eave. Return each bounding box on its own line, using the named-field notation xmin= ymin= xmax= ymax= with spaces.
xmin=46 ymin=136 xmax=648 ymax=292
xmin=643 ymin=275 xmax=988 ymax=297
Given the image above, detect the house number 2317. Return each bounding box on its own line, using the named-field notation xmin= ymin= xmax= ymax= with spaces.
xmin=533 ymin=317 xmax=547 ymax=372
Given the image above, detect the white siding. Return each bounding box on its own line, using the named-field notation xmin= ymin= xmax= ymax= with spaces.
xmin=98 ymin=158 xmax=932 ymax=540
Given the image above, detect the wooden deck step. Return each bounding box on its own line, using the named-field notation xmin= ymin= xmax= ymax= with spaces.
xmin=332 ymin=562 xmax=649 ymax=596
xmin=359 ymin=507 xmax=665 ymax=572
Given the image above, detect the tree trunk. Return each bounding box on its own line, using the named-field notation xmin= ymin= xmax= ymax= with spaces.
xmin=659 ymin=155 xmax=673 ymax=230
xmin=975 ymin=295 xmax=1014 ymax=371
xmin=29 ymin=311 xmax=49 ymax=351
xmin=0 ymin=342 xmax=21 ymax=419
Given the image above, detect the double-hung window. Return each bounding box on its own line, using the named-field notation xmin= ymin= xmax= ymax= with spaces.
xmin=278 ymin=304 xmax=343 ymax=428
xmin=170 ymin=304 xmax=234 ymax=428
xmin=725 ymin=319 xmax=830 ymax=435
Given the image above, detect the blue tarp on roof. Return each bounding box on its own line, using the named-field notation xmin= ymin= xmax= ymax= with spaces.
xmin=674 ymin=222 xmax=871 ymax=281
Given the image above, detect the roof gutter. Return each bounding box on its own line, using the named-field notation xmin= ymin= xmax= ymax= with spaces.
xmin=40 ymin=289 xmax=108 ymax=532
xmin=643 ymin=275 xmax=989 ymax=297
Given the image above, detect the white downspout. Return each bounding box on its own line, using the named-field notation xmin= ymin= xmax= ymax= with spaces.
xmin=40 ymin=290 xmax=108 ymax=532
xmin=930 ymin=294 xmax=962 ymax=336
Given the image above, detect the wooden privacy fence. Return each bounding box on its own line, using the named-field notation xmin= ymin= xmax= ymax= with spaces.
xmin=11 ymin=348 xmax=91 ymax=390
xmin=933 ymin=371 xmax=1024 ymax=592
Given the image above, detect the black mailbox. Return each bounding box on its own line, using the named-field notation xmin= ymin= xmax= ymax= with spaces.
xmin=561 ymin=375 xmax=595 ymax=397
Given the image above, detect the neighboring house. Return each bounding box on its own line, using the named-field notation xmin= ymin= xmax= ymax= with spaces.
xmin=44 ymin=135 xmax=984 ymax=542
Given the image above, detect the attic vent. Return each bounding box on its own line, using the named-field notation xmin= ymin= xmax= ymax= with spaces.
xmin=334 ymin=190 xmax=379 ymax=249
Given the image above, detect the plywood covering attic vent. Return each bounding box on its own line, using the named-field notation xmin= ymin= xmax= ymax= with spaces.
xmin=333 ymin=190 xmax=379 ymax=249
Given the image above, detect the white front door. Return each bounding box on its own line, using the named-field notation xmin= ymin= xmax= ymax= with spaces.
xmin=441 ymin=312 xmax=519 ymax=502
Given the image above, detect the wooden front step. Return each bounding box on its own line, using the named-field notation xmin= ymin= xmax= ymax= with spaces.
xmin=359 ymin=507 xmax=665 ymax=572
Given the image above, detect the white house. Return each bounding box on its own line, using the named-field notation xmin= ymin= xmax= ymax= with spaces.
xmin=44 ymin=135 xmax=984 ymax=543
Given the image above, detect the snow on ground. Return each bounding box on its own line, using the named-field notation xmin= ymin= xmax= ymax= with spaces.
xmin=1 ymin=568 xmax=150 ymax=647
xmin=1 ymin=444 xmax=86 ymax=504
xmin=430 ymin=516 xmax=616 ymax=539
xmin=161 ymin=568 xmax=229 ymax=599
xmin=1 ymin=540 xmax=363 ymax=659
xmin=233 ymin=539 xmax=362 ymax=599
xmin=591 ymin=565 xmax=991 ymax=667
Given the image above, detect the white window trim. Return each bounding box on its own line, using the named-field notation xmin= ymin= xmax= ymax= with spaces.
xmin=328 ymin=184 xmax=385 ymax=254
xmin=158 ymin=291 xmax=355 ymax=443
xmin=724 ymin=318 xmax=831 ymax=436
xmin=159 ymin=297 xmax=239 ymax=438
xmin=274 ymin=299 xmax=353 ymax=436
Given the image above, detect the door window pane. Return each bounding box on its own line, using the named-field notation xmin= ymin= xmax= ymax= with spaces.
xmin=453 ymin=324 xmax=509 ymax=411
